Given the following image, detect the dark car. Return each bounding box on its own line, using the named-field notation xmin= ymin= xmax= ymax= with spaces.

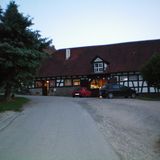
xmin=72 ymin=87 xmax=92 ymax=97
xmin=99 ymin=83 xmax=136 ymax=98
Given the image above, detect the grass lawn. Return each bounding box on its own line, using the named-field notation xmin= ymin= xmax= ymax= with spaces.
xmin=0 ymin=96 xmax=29 ymax=112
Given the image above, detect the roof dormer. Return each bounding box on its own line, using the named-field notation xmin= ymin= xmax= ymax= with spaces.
xmin=92 ymin=56 xmax=108 ymax=73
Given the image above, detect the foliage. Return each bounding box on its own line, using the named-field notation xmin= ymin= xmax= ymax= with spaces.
xmin=0 ymin=1 xmax=52 ymax=100
xmin=137 ymin=94 xmax=160 ymax=101
xmin=0 ymin=96 xmax=29 ymax=112
xmin=141 ymin=53 xmax=160 ymax=89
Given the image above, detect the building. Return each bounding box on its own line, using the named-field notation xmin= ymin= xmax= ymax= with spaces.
xmin=29 ymin=39 xmax=160 ymax=96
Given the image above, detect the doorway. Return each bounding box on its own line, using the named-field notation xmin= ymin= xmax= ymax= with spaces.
xmin=42 ymin=81 xmax=50 ymax=96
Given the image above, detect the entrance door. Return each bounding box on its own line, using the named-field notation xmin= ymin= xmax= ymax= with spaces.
xmin=42 ymin=81 xmax=49 ymax=96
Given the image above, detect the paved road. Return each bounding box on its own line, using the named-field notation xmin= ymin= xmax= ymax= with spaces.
xmin=0 ymin=96 xmax=119 ymax=160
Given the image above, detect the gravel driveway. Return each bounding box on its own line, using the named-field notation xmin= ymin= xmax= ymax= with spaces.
xmin=77 ymin=98 xmax=160 ymax=160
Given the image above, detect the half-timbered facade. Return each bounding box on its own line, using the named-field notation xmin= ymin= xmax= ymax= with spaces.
xmin=29 ymin=39 xmax=160 ymax=96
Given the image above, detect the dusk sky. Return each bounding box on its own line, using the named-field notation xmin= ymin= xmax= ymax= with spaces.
xmin=1 ymin=0 xmax=160 ymax=49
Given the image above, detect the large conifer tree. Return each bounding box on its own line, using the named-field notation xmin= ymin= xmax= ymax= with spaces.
xmin=0 ymin=1 xmax=51 ymax=100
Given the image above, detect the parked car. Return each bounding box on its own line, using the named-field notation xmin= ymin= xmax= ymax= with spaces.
xmin=99 ymin=83 xmax=136 ymax=98
xmin=72 ymin=87 xmax=92 ymax=97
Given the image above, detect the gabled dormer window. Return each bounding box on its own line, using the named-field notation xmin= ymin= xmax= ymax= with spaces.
xmin=92 ymin=57 xmax=108 ymax=73
xmin=94 ymin=62 xmax=103 ymax=73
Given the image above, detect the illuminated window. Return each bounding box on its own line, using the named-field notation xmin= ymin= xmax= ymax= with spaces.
xmin=73 ymin=79 xmax=80 ymax=86
xmin=90 ymin=79 xmax=106 ymax=89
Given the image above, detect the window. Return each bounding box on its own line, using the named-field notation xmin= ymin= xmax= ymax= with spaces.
xmin=94 ymin=62 xmax=103 ymax=73
xmin=120 ymin=75 xmax=128 ymax=81
xmin=65 ymin=79 xmax=72 ymax=86
xmin=35 ymin=81 xmax=42 ymax=88
xmin=73 ymin=79 xmax=80 ymax=86
xmin=139 ymin=75 xmax=143 ymax=80
xmin=129 ymin=75 xmax=138 ymax=81
xmin=56 ymin=79 xmax=64 ymax=87
xmin=50 ymin=80 xmax=55 ymax=87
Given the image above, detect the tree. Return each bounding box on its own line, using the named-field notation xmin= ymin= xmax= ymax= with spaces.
xmin=0 ymin=1 xmax=52 ymax=101
xmin=141 ymin=53 xmax=160 ymax=91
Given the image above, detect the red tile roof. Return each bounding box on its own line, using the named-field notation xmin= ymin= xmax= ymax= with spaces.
xmin=38 ymin=39 xmax=160 ymax=77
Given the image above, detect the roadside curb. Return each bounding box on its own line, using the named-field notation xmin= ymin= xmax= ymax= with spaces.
xmin=0 ymin=111 xmax=20 ymax=131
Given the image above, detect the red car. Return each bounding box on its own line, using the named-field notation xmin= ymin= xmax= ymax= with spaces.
xmin=72 ymin=87 xmax=92 ymax=97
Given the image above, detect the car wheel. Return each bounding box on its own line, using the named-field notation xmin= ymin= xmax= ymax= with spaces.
xmin=108 ymin=93 xmax=113 ymax=99
xmin=131 ymin=93 xmax=136 ymax=98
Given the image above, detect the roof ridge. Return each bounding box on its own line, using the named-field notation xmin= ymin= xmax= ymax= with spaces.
xmin=57 ymin=39 xmax=160 ymax=51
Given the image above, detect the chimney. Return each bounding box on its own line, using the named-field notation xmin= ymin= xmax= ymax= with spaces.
xmin=65 ymin=49 xmax=71 ymax=60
